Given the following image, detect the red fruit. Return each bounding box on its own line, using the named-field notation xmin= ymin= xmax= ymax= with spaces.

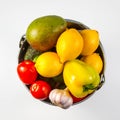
xmin=30 ymin=80 xmax=51 ymax=100
xmin=69 ymin=92 xmax=86 ymax=103
xmin=17 ymin=60 xmax=38 ymax=84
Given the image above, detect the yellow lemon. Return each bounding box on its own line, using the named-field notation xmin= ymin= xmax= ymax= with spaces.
xmin=81 ymin=53 xmax=103 ymax=74
xmin=56 ymin=28 xmax=83 ymax=63
xmin=35 ymin=52 xmax=63 ymax=77
xmin=80 ymin=29 xmax=99 ymax=56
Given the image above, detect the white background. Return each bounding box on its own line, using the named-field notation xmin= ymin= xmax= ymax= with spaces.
xmin=0 ymin=0 xmax=120 ymax=120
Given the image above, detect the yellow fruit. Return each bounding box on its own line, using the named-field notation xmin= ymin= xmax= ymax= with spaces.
xmin=81 ymin=53 xmax=103 ymax=74
xmin=63 ymin=59 xmax=100 ymax=98
xmin=35 ymin=52 xmax=63 ymax=77
xmin=56 ymin=28 xmax=83 ymax=63
xmin=80 ymin=29 xmax=99 ymax=56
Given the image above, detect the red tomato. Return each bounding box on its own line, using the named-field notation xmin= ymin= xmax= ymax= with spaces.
xmin=30 ymin=80 xmax=51 ymax=100
xmin=72 ymin=95 xmax=85 ymax=103
xmin=69 ymin=92 xmax=86 ymax=103
xmin=17 ymin=60 xmax=38 ymax=84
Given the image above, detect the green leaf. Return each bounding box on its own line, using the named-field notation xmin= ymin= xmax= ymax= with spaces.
xmin=24 ymin=46 xmax=42 ymax=61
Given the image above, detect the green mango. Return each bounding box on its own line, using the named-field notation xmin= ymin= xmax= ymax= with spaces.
xmin=26 ymin=15 xmax=67 ymax=51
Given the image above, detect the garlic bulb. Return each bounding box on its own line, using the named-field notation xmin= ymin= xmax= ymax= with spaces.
xmin=49 ymin=89 xmax=73 ymax=109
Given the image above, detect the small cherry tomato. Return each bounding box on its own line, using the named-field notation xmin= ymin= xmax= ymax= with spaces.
xmin=30 ymin=80 xmax=51 ymax=100
xmin=70 ymin=92 xmax=86 ymax=103
xmin=17 ymin=60 xmax=38 ymax=84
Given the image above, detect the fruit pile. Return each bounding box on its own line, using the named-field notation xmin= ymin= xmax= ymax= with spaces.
xmin=17 ymin=15 xmax=104 ymax=109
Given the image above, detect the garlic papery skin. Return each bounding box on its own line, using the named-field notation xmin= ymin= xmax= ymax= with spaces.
xmin=49 ymin=89 xmax=73 ymax=109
